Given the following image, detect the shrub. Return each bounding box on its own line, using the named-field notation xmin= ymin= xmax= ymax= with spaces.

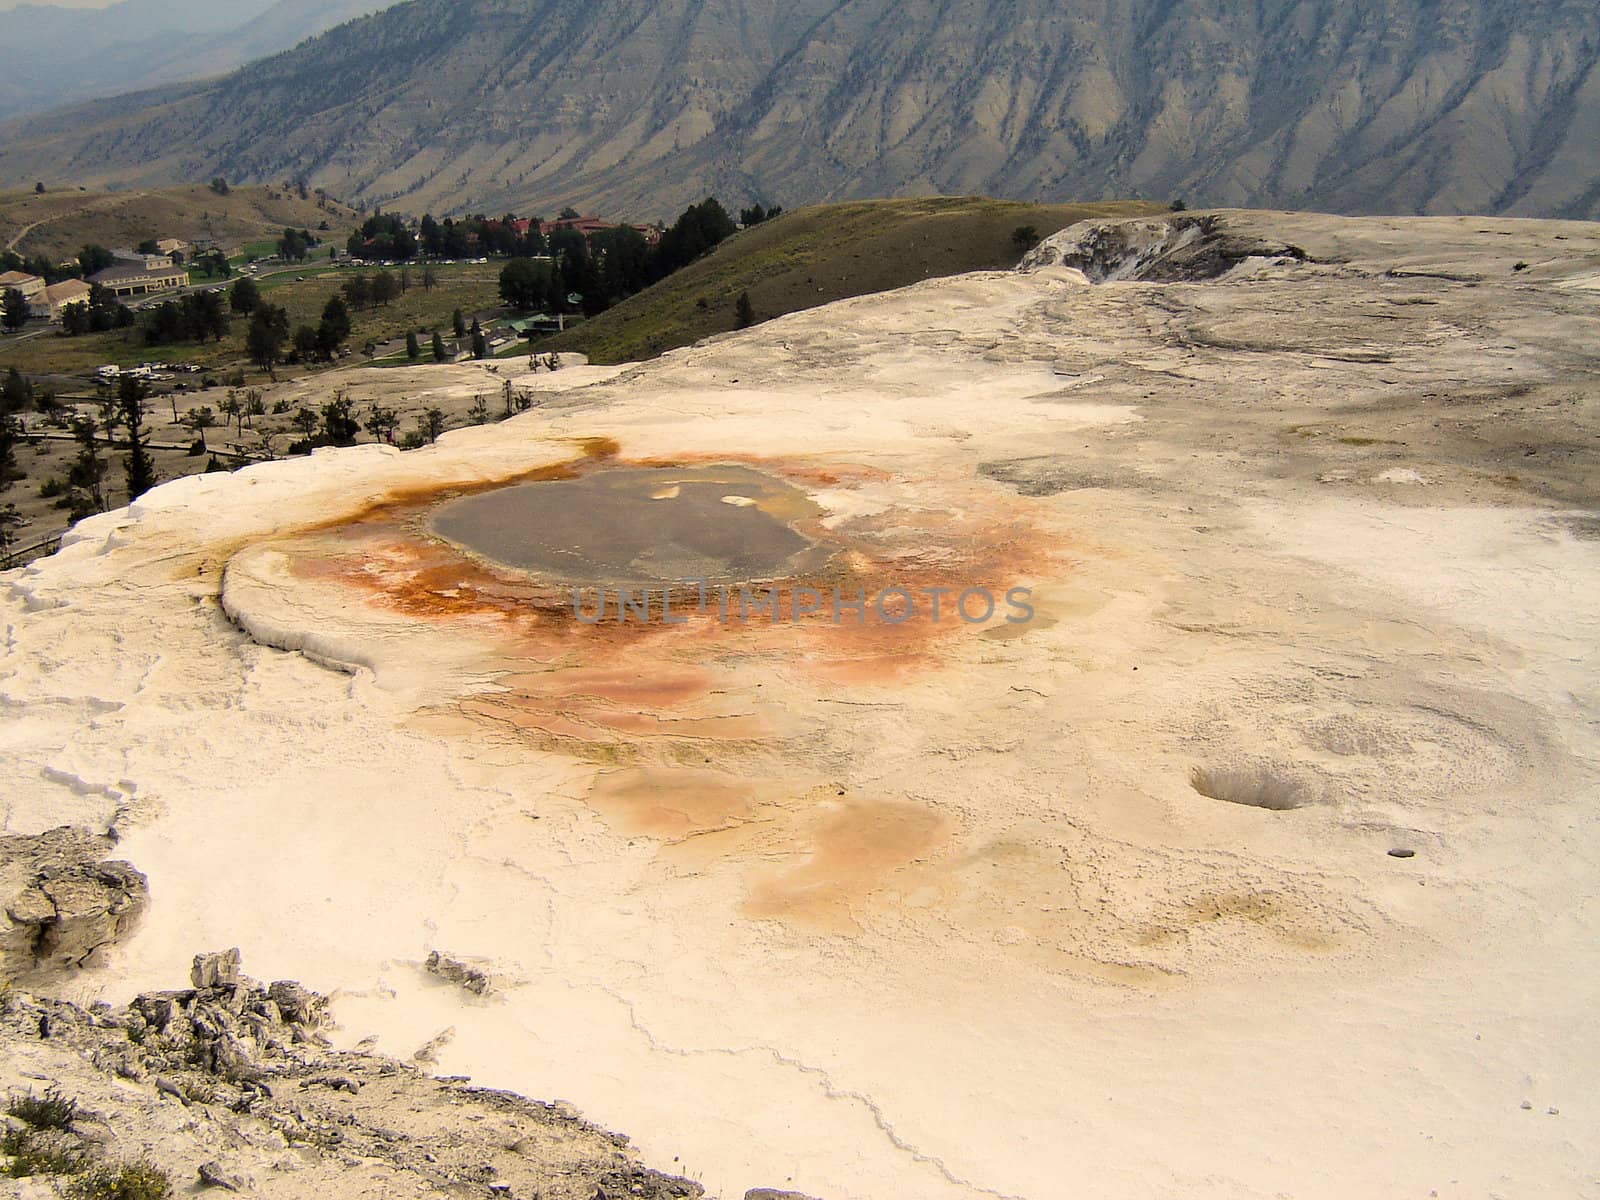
xmin=68 ymin=1161 xmax=172 ymax=1200
xmin=2 ymin=1127 xmax=87 ymax=1177
xmin=8 ymin=1087 xmax=77 ymax=1130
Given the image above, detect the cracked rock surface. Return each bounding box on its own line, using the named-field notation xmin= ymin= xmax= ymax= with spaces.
xmin=0 ymin=827 xmax=147 ymax=981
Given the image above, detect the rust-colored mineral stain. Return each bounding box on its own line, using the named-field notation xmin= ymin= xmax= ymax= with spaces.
xmin=293 ymin=532 xmax=555 ymax=625
xmin=502 ymin=665 xmax=715 ymax=709
xmin=588 ymin=766 xmax=760 ymax=838
xmin=295 ymin=454 xmax=593 ymax=538
xmin=460 ymin=699 xmax=611 ymax=746
xmin=743 ymin=797 xmax=952 ymax=930
xmin=582 ymin=710 xmax=770 ymax=740
xmin=255 ymin=443 xmax=1067 ymax=932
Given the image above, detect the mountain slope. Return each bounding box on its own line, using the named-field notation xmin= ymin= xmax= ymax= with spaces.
xmin=1 ymin=0 xmax=1596 ymax=220
xmin=0 ymin=0 xmax=378 ymax=121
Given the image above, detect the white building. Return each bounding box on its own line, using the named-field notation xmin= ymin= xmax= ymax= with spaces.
xmin=30 ymin=278 xmax=92 ymax=321
xmin=0 ymin=270 xmax=45 ymax=300
xmin=89 ymin=262 xmax=190 ymax=298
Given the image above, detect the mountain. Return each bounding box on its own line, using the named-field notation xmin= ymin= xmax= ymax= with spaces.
xmin=176 ymin=0 xmax=384 ymax=85
xmin=0 ymin=0 xmax=379 ymax=121
xmin=1 ymin=0 xmax=1596 ymax=220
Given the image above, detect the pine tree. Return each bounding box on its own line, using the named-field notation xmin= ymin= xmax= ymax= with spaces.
xmin=66 ymin=415 xmax=106 ymax=518
xmin=735 ymin=291 xmax=755 ymax=329
xmin=0 ymin=410 xmax=20 ymax=493
xmin=431 ymin=331 xmax=447 ymax=362
xmin=1 ymin=288 xmax=28 ymax=332
xmin=119 ymin=375 xmax=157 ymax=501
xmin=1 ymin=367 xmax=32 ymax=413
xmin=230 ymin=277 xmax=260 ymax=314
xmin=246 ymin=306 xmax=289 ymax=373
xmin=318 ymin=295 xmax=352 ymax=359
xmin=406 ymin=330 xmax=420 ymax=361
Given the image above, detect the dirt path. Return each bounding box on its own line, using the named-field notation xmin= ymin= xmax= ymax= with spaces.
xmin=4 ymin=190 xmax=152 ymax=252
xmin=5 ymin=218 xmax=47 ymax=251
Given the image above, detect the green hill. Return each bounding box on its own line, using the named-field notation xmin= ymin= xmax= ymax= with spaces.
xmin=539 ymin=197 xmax=1161 ymax=365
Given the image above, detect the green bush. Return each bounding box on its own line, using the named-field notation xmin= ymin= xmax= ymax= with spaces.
xmin=68 ymin=1160 xmax=172 ymax=1200
xmin=2 ymin=1127 xmax=87 ymax=1177
xmin=8 ymin=1086 xmax=77 ymax=1130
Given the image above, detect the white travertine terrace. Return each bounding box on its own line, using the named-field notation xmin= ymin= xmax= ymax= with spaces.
xmin=4 ymin=212 xmax=1599 ymax=1200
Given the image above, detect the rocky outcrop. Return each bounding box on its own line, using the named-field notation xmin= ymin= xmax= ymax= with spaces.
xmin=424 ymin=949 xmax=492 ymax=995
xmin=1021 ymin=216 xmax=1309 ymax=283
xmin=0 ymin=827 xmax=147 ymax=981
xmin=190 ymin=946 xmax=243 ymax=990
xmin=0 ymin=951 xmax=706 ymax=1199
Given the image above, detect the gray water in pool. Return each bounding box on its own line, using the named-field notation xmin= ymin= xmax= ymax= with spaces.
xmin=429 ymin=464 xmax=824 ymax=584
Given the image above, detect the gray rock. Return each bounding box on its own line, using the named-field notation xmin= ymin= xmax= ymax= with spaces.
xmin=304 ymin=1073 xmax=361 ymax=1094
xmin=198 ymin=1159 xmax=247 ymax=1191
xmin=266 ymin=980 xmax=326 ymax=1027
xmin=134 ymin=992 xmax=181 ymax=1032
xmin=412 ymin=1025 xmax=455 ymax=1065
xmin=425 ymin=949 xmax=492 ymax=995
xmin=592 ymin=1167 xmax=702 ymax=1198
xmin=0 ymin=827 xmax=148 ymax=978
xmin=191 ymin=947 xmax=243 ymax=989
